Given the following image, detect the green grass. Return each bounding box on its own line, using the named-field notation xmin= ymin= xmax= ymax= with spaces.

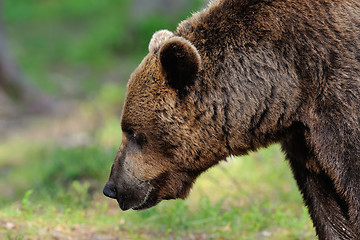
xmin=0 ymin=135 xmax=316 ymax=239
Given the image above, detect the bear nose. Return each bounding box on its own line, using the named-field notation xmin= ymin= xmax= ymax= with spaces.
xmin=103 ymin=183 xmax=117 ymax=199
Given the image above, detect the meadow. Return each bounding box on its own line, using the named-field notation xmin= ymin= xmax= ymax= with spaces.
xmin=1 ymin=0 xmax=316 ymax=239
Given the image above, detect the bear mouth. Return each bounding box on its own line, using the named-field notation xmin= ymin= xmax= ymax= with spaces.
xmin=116 ymin=185 xmax=161 ymax=211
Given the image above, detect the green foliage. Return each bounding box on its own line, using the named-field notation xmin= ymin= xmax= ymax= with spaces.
xmin=38 ymin=147 xmax=110 ymax=187
xmin=6 ymin=234 xmax=24 ymax=240
xmin=0 ymin=143 xmax=315 ymax=239
xmin=0 ymin=144 xmax=114 ymax=204
xmin=56 ymin=181 xmax=92 ymax=209
xmin=20 ymin=189 xmax=34 ymax=215
xmin=4 ymin=0 xmax=203 ymax=95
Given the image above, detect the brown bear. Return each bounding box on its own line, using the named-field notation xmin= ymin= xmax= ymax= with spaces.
xmin=103 ymin=0 xmax=360 ymax=239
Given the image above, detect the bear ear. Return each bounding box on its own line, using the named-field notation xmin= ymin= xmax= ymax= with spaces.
xmin=159 ymin=36 xmax=201 ymax=92
xmin=149 ymin=30 xmax=174 ymax=53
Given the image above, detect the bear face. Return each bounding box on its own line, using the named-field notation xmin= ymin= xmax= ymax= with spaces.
xmin=103 ymin=32 xmax=228 ymax=210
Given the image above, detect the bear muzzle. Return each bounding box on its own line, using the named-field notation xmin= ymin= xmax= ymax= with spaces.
xmin=103 ymin=180 xmax=159 ymax=211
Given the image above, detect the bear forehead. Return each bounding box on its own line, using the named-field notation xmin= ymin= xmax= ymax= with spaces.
xmin=128 ymin=55 xmax=161 ymax=87
xmin=122 ymin=56 xmax=177 ymax=126
xmin=126 ymin=53 xmax=180 ymax=98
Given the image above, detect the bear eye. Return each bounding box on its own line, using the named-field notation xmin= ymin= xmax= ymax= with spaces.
xmin=126 ymin=128 xmax=136 ymax=141
xmin=130 ymin=130 xmax=137 ymax=139
xmin=125 ymin=128 xmax=147 ymax=147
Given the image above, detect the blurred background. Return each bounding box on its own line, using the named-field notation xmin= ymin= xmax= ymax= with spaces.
xmin=0 ymin=0 xmax=315 ymax=239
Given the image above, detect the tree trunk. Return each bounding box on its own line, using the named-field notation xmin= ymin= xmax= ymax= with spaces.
xmin=0 ymin=0 xmax=52 ymax=113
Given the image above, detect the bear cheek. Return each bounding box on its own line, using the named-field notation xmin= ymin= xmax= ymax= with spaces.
xmin=154 ymin=169 xmax=197 ymax=200
xmin=125 ymin=152 xmax=165 ymax=181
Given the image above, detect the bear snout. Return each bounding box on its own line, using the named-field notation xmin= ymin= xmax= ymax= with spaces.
xmin=103 ymin=183 xmax=117 ymax=199
xmin=103 ymin=177 xmax=160 ymax=211
xmin=103 ymin=182 xmax=141 ymax=211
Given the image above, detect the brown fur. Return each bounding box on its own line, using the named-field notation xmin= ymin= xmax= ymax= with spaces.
xmin=103 ymin=0 xmax=360 ymax=239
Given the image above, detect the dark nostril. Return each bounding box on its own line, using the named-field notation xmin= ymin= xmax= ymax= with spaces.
xmin=103 ymin=183 xmax=117 ymax=199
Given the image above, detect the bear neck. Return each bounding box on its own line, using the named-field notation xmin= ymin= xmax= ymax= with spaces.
xmin=174 ymin=0 xmax=305 ymax=157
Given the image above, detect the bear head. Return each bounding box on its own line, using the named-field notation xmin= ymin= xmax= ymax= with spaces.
xmin=103 ymin=30 xmax=224 ymax=211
